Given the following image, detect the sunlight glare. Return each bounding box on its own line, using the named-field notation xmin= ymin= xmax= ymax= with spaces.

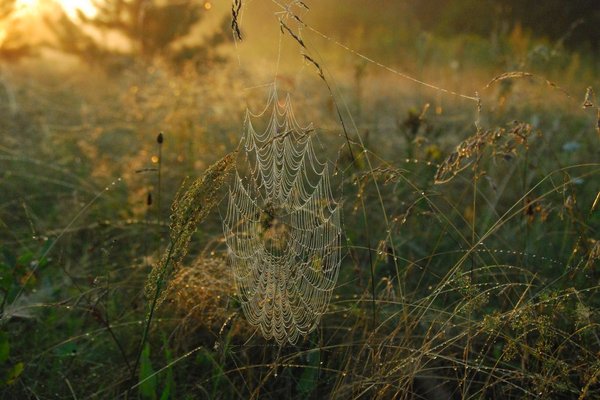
xmin=57 ymin=0 xmax=97 ymax=17
xmin=16 ymin=0 xmax=97 ymax=17
xmin=15 ymin=0 xmax=37 ymax=14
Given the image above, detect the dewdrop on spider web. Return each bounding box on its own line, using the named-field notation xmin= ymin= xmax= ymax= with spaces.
xmin=223 ymin=88 xmax=341 ymax=345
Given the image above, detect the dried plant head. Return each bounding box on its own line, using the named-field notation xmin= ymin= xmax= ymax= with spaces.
xmin=144 ymin=151 xmax=236 ymax=305
xmin=359 ymin=166 xmax=406 ymax=185
xmin=164 ymin=256 xmax=249 ymax=338
xmin=169 ymin=151 xmax=236 ymax=264
xmin=435 ymin=122 xmax=536 ymax=184
xmin=582 ymin=87 xmax=595 ymax=108
xmin=524 ymin=197 xmax=550 ymax=224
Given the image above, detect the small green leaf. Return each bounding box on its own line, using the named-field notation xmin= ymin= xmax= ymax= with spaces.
xmin=159 ymin=374 xmax=172 ymax=400
xmin=139 ymin=343 xmax=157 ymax=400
xmin=17 ymin=251 xmax=34 ymax=267
xmin=160 ymin=338 xmax=175 ymax=400
xmin=5 ymin=362 xmax=24 ymax=385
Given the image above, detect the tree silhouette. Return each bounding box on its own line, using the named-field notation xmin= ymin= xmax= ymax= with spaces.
xmin=0 ymin=0 xmax=32 ymax=62
xmin=49 ymin=0 xmax=228 ymax=71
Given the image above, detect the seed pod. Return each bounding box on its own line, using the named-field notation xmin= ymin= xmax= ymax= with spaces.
xmin=582 ymin=87 xmax=594 ymax=108
xmin=157 ymin=132 xmax=164 ymax=144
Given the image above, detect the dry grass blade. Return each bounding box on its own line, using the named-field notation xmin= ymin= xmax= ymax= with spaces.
xmin=485 ymin=72 xmax=534 ymax=88
xmin=592 ymin=192 xmax=600 ymax=213
xmin=485 ymin=71 xmax=571 ymax=97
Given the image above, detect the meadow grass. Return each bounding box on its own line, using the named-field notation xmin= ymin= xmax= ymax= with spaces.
xmin=0 ymin=24 xmax=599 ymax=400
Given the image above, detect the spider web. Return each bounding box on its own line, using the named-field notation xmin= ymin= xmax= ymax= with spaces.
xmin=224 ymin=88 xmax=341 ymax=345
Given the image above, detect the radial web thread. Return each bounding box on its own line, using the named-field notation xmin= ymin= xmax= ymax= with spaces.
xmin=224 ymin=90 xmax=341 ymax=345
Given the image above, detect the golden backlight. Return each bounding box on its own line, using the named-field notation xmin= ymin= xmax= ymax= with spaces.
xmin=16 ymin=0 xmax=97 ymax=17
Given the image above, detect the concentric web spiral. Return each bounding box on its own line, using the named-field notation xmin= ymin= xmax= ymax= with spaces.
xmin=224 ymin=89 xmax=341 ymax=345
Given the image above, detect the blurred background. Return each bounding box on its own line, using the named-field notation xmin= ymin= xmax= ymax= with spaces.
xmin=0 ymin=0 xmax=597 ymax=174
xmin=1 ymin=1 xmax=599 ymax=398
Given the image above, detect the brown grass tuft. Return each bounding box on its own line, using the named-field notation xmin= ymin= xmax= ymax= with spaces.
xmin=164 ymin=256 xmax=250 ymax=338
xmin=435 ymin=122 xmax=536 ymax=184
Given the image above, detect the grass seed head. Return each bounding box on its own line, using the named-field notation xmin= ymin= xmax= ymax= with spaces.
xmin=144 ymin=151 xmax=236 ymax=304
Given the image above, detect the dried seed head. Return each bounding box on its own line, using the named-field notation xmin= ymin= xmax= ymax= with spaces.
xmin=435 ymin=122 xmax=535 ymax=184
xmin=144 ymin=151 xmax=236 ymax=305
xmin=157 ymin=132 xmax=164 ymax=144
xmin=582 ymin=87 xmax=594 ymax=108
xmin=165 ymin=257 xmax=233 ymax=324
xmin=231 ymin=0 xmax=243 ymax=40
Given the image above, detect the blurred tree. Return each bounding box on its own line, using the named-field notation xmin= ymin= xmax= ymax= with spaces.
xmin=0 ymin=0 xmax=15 ymax=20
xmin=0 ymin=0 xmax=32 ymax=62
xmin=48 ymin=0 xmax=229 ymax=71
xmin=501 ymin=0 xmax=600 ymax=50
xmin=410 ymin=0 xmax=600 ymax=51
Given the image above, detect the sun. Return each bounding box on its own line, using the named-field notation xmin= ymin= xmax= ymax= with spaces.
xmin=16 ymin=0 xmax=97 ymax=18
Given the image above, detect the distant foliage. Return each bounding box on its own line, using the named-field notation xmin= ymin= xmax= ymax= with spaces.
xmin=0 ymin=0 xmax=32 ymax=62
xmin=412 ymin=0 xmax=600 ymax=50
xmin=49 ymin=0 xmax=229 ymax=71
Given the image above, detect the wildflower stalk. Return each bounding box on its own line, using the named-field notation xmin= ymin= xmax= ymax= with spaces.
xmin=157 ymin=132 xmax=164 ymax=248
xmin=129 ymin=151 xmax=236 ymax=390
xmin=130 ymin=240 xmax=176 ymax=389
